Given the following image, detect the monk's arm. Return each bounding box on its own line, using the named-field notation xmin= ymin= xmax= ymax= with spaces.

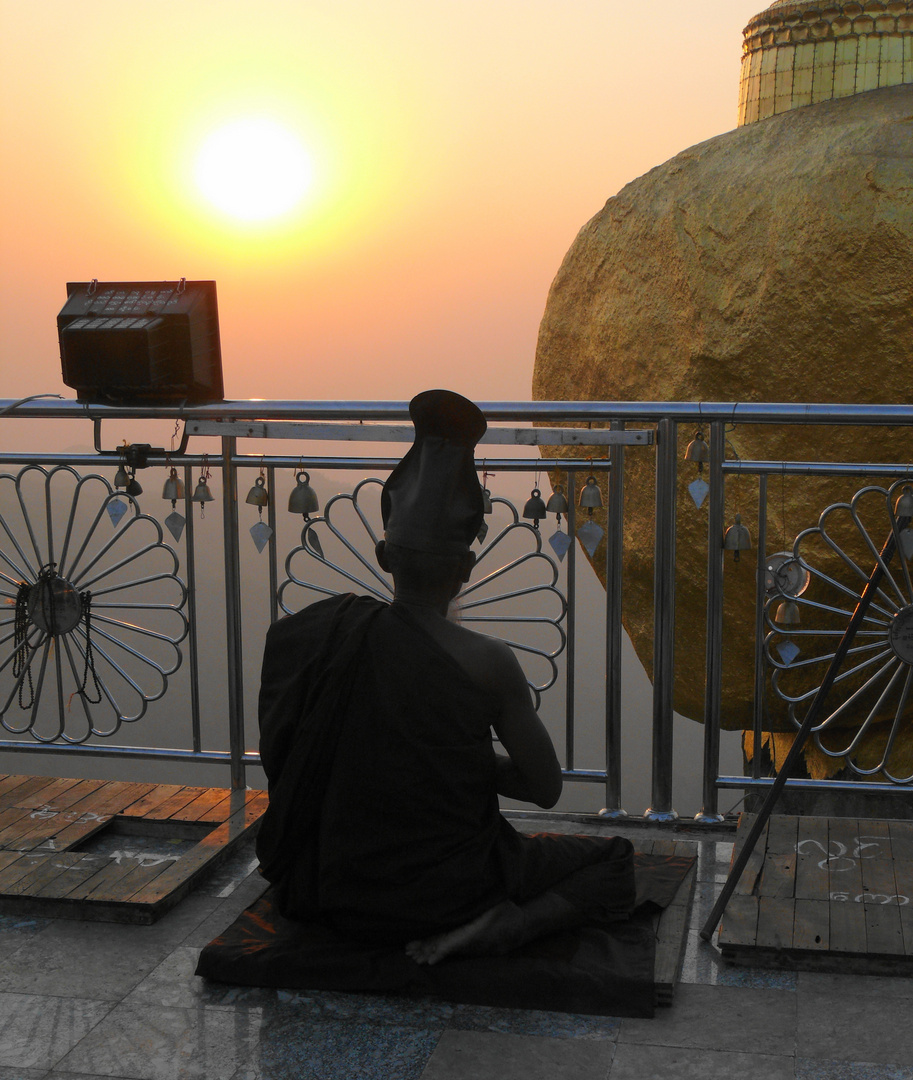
xmin=488 ymin=642 xmax=562 ymax=808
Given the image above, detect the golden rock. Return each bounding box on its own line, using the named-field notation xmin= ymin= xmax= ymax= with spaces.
xmin=533 ymin=85 xmax=913 ymax=776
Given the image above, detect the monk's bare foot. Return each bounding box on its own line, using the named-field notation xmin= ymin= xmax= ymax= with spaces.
xmin=405 ymin=901 xmax=525 ymax=966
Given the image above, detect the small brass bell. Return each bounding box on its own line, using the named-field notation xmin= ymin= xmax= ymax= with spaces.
xmin=125 ymin=473 xmax=143 ymax=497
xmin=775 ymin=599 xmax=801 ymax=625
xmin=162 ymin=468 xmax=184 ymax=504
xmin=546 ymin=485 xmax=569 ymax=520
xmin=522 ymin=488 xmax=547 ymax=529
xmin=113 ymin=462 xmax=129 ymax=489
xmin=895 ymin=485 xmax=913 ymax=519
xmin=191 ymin=477 xmax=214 ymax=503
xmin=723 ymin=513 xmax=752 ymax=561
xmin=579 ymin=476 xmax=603 ymax=515
xmin=684 ymin=431 xmax=710 ymax=473
xmin=245 ymin=476 xmax=269 ymax=507
xmin=481 ymin=486 xmax=493 ymax=514
xmin=288 ymin=471 xmax=319 ymax=518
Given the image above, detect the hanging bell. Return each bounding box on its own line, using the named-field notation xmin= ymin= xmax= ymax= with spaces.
xmin=125 ymin=473 xmax=143 ymax=497
xmin=723 ymin=513 xmax=752 ymax=561
xmin=579 ymin=476 xmax=603 ymax=515
xmin=288 ymin=471 xmax=319 ymax=518
xmin=522 ymin=488 xmax=548 ymax=529
xmin=113 ymin=462 xmax=129 ymax=489
xmin=775 ymin=598 xmax=801 ymax=625
xmin=895 ymin=485 xmax=913 ymax=519
xmin=546 ymin=485 xmax=569 ymax=519
xmin=684 ymin=431 xmax=710 ymax=473
xmin=245 ymin=476 xmax=269 ymax=507
xmin=191 ymin=477 xmax=214 ymax=503
xmin=162 ymin=468 xmax=184 ymax=504
xmin=481 ymin=486 xmax=493 ymax=514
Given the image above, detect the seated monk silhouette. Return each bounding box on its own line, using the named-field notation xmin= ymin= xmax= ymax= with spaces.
xmin=255 ymin=389 xmax=636 ymax=965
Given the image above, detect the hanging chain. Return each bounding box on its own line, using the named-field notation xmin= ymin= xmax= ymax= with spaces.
xmin=74 ymin=589 xmax=102 ymax=704
xmin=13 ymin=579 xmax=35 ymax=709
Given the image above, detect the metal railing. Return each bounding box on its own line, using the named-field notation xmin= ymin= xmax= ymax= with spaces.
xmin=1 ymin=397 xmax=911 ymax=819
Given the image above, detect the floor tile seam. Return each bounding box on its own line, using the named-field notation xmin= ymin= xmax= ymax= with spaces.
xmin=0 ymin=987 xmax=117 ymax=1009
xmin=613 ymin=1033 xmax=799 ymax=1056
xmin=42 ymin=995 xmax=121 ymax=1075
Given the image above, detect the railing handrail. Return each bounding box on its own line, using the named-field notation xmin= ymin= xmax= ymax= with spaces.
xmin=2 ymin=396 xmax=912 ymax=425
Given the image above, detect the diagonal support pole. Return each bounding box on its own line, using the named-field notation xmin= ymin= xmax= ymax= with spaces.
xmin=700 ymin=513 xmax=910 ymax=942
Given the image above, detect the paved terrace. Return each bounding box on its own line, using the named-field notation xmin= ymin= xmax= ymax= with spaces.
xmin=1 ymin=815 xmax=911 ymax=1080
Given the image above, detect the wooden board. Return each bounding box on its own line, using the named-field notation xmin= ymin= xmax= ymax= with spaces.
xmin=639 ymin=837 xmax=698 ymax=1007
xmin=719 ymin=813 xmax=913 ymax=975
xmin=0 ymin=774 xmax=267 ymax=924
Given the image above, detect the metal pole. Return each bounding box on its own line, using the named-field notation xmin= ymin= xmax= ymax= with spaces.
xmin=696 ymin=421 xmax=725 ymax=822
xmin=564 ymin=471 xmax=576 ymax=772
xmin=266 ymin=464 xmax=279 ymax=625
xmin=221 ymin=435 xmax=247 ymax=790
xmin=646 ymin=418 xmax=678 ymax=820
xmin=701 ymin=515 xmax=911 ymax=941
xmin=183 ymin=462 xmax=203 ymax=754
xmin=601 ymin=422 xmax=626 ymax=817
xmin=751 ymin=476 xmax=769 ymax=784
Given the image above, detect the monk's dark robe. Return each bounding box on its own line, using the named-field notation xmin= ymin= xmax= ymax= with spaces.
xmin=256 ymin=593 xmax=635 ymax=945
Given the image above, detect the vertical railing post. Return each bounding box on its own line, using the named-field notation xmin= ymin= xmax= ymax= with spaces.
xmin=183 ymin=462 xmax=203 ymax=754
xmin=564 ymin=471 xmax=577 ymax=773
xmin=266 ymin=464 xmax=280 ymax=625
xmin=697 ymin=420 xmax=726 ymax=822
xmin=221 ymin=436 xmax=246 ymax=790
xmin=646 ymin=418 xmax=678 ymax=820
xmin=751 ymin=475 xmax=769 ymax=784
xmin=601 ymin=422 xmax=626 ymax=818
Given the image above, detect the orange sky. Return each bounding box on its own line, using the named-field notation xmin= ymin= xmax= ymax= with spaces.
xmin=1 ymin=0 xmax=761 ymax=406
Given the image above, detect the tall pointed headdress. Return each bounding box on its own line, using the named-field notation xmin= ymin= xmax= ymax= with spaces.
xmin=381 ymin=389 xmax=487 ymax=555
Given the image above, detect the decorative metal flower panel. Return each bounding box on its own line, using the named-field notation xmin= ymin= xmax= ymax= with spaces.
xmin=0 ymin=465 xmax=188 ymax=743
xmin=279 ymin=478 xmax=567 ymax=702
xmin=765 ymin=480 xmax=913 ymax=782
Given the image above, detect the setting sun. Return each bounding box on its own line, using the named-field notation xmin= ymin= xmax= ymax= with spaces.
xmin=193 ymin=118 xmax=315 ymax=223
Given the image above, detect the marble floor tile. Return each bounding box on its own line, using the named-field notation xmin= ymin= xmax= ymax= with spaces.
xmin=419 ymin=1029 xmax=613 ymax=1079
xmin=696 ymin=839 xmax=735 ymax=884
xmin=449 ymin=1003 xmax=619 ymax=1040
xmin=680 ymin=930 xmax=797 ymax=990
xmin=254 ymin=1014 xmax=441 ymax=1080
xmin=797 ymin=971 xmax=913 ymax=1001
xmin=45 ymin=1073 xmax=141 ymax=1080
xmin=0 ymin=1067 xmax=49 ymax=1079
xmin=56 ymin=1001 xmax=262 ymax=1079
xmin=609 ymin=1041 xmax=795 ymax=1075
xmin=125 ymin=946 xmax=275 ymax=1011
xmin=0 ymin=920 xmax=176 ymax=1001
xmin=795 ymin=1059 xmax=913 ymax=1080
xmin=797 ymin=982 xmax=913 ymax=1065
xmin=610 ymin=1042 xmax=794 ymax=1079
xmin=619 ymin=983 xmax=797 ymax=1055
xmin=0 ymin=991 xmax=112 ymax=1071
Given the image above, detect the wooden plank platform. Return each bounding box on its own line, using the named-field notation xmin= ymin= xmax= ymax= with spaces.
xmin=0 ymin=775 xmax=268 ymax=924
xmin=719 ymin=813 xmax=913 ymax=975
xmin=641 ymin=837 xmax=697 ymax=1006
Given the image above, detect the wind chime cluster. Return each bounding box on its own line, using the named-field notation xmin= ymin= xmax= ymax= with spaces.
xmin=517 ymin=473 xmax=604 ymax=561
xmin=114 ymin=445 xmax=614 ymax=571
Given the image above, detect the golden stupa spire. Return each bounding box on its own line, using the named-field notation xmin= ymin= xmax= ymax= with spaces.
xmin=739 ymin=0 xmax=913 ymax=124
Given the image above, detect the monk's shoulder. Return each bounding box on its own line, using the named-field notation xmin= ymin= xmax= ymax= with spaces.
xmin=447 ymin=622 xmax=520 ymax=688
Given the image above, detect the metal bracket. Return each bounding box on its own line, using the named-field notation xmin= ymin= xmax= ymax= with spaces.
xmin=93 ymin=419 xmax=190 ymax=459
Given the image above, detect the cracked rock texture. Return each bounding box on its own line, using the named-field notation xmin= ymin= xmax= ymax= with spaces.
xmin=533 ymin=85 xmax=913 ymax=772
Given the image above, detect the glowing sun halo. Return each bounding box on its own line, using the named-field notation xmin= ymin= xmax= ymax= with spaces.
xmin=194 ymin=118 xmax=314 ymax=222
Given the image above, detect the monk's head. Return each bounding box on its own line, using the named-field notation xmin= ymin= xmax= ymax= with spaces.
xmin=380 ymin=390 xmax=486 ymax=557
xmin=375 ymin=540 xmax=475 ymax=603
